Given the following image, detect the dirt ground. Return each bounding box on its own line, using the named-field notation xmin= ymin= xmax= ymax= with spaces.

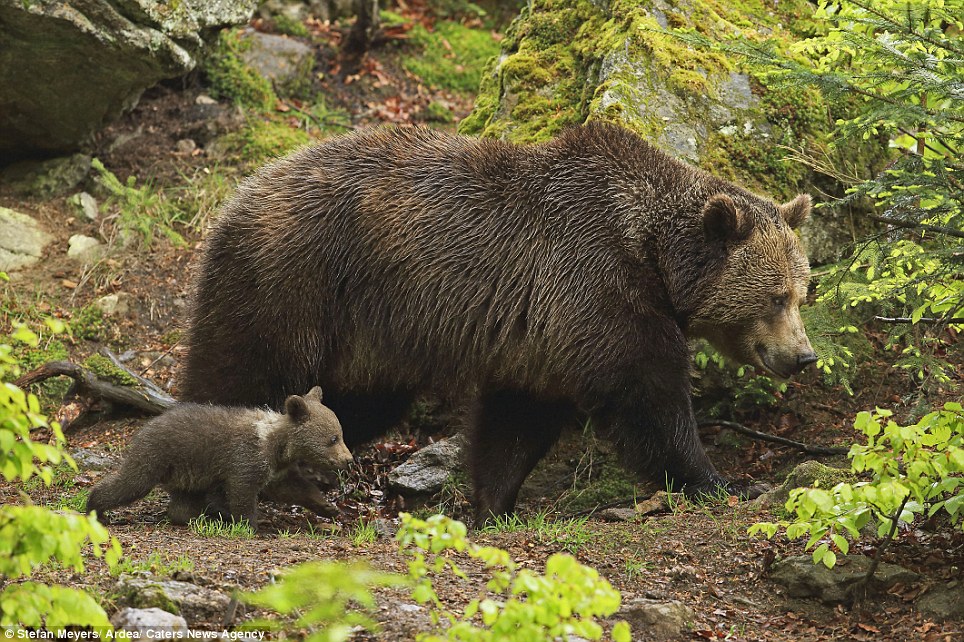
xmin=2 ymin=6 xmax=962 ymax=641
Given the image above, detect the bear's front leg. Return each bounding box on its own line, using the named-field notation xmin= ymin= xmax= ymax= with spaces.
xmin=587 ymin=333 xmax=760 ymax=499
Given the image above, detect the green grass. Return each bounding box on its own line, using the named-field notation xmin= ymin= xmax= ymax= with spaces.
xmin=481 ymin=510 xmax=593 ymax=554
xmin=189 ymin=514 xmax=256 ymax=539
xmin=348 ymin=518 xmax=378 ymax=546
xmin=112 ymin=552 xmax=195 ymax=577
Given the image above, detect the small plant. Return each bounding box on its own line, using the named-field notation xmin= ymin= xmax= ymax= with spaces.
xmin=189 ymin=514 xmax=256 ymax=539
xmin=1 ymin=320 xmax=122 ymax=629
xmin=623 ymin=556 xmax=651 ymax=581
xmin=403 ymin=21 xmax=501 ymax=94
xmin=242 ymin=561 xmax=405 ymax=641
xmin=112 ymin=552 xmax=195 ymax=577
xmin=92 ymin=158 xmax=186 ymax=248
xmin=751 ymin=403 xmax=964 ymax=568
xmin=348 ymin=518 xmax=378 ymax=546
xmin=398 ymin=513 xmax=631 ymax=641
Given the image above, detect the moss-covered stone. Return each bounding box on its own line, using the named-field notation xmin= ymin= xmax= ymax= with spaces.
xmin=203 ymin=29 xmax=278 ymax=111
xmin=461 ymin=0 xmax=878 ymax=200
xmin=762 ymin=460 xmax=854 ymax=511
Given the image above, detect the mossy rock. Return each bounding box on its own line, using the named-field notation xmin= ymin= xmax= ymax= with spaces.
xmin=461 ymin=0 xmax=885 ymax=204
xmin=758 ymin=460 xmax=854 ymax=511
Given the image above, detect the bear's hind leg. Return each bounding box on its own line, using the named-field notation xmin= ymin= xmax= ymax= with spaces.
xmin=469 ymin=390 xmax=574 ymax=522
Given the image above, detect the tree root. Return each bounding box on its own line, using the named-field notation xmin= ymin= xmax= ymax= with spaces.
xmin=699 ymin=419 xmax=850 ymax=456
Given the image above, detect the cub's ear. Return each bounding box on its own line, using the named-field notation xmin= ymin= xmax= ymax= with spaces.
xmin=307 ymin=386 xmax=324 ymax=402
xmin=702 ymin=194 xmax=751 ymax=244
xmin=284 ymin=395 xmax=310 ymax=422
xmin=779 ymin=193 xmax=811 ymax=229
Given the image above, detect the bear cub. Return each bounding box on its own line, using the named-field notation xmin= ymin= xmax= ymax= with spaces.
xmin=86 ymin=387 xmax=352 ymax=531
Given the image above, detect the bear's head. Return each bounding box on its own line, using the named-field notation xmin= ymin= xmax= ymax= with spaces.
xmin=689 ymin=192 xmax=817 ymax=379
xmin=283 ymin=386 xmax=354 ymax=471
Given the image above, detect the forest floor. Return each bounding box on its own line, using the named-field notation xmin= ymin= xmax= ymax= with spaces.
xmin=1 ymin=3 xmax=962 ymax=641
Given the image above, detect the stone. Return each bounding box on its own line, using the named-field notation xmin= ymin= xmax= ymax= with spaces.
xmin=917 ymin=582 xmax=964 ymax=620
xmin=115 ymin=574 xmax=231 ymax=624
xmin=68 ymin=191 xmax=99 ymax=221
xmin=94 ymin=293 xmax=132 ymax=317
xmin=258 ymin=0 xmax=355 ymax=24
xmin=596 ymin=507 xmax=638 ymax=522
xmin=755 ymin=461 xmax=854 ymax=510
xmin=617 ymin=598 xmax=694 ymax=639
xmin=770 ymin=554 xmax=919 ymax=604
xmin=175 ymin=138 xmax=197 ymax=154
xmin=111 ymin=607 xmax=188 ymax=636
xmin=388 ymin=434 xmax=465 ymax=495
xmin=0 ymin=207 xmax=54 ymax=272
xmin=1 ymin=154 xmax=91 ymax=197
xmin=67 ymin=234 xmax=105 ymax=264
xmin=238 ymin=28 xmax=315 ymax=97
xmin=0 ymin=0 xmax=259 ymax=158
xmin=70 ymin=447 xmax=116 ymax=470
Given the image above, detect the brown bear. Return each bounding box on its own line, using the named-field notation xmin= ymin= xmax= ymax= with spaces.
xmin=178 ymin=122 xmax=816 ymax=519
xmin=86 ymin=387 xmax=353 ymax=530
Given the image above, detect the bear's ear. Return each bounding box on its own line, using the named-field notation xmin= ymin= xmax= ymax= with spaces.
xmin=307 ymin=386 xmax=324 ymax=402
xmin=284 ymin=395 xmax=310 ymax=422
xmin=702 ymin=194 xmax=750 ymax=244
xmin=779 ymin=193 xmax=811 ymax=229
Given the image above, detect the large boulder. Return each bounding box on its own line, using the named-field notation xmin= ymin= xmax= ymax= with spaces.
xmin=459 ymin=0 xmax=886 ymax=214
xmin=0 ymin=0 xmax=258 ymax=160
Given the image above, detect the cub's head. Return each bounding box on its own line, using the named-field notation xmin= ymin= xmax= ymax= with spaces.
xmin=284 ymin=386 xmax=354 ymax=471
xmin=690 ymin=192 xmax=817 ymax=378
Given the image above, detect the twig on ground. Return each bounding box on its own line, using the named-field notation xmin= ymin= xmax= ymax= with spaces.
xmin=698 ymin=420 xmax=849 ymax=456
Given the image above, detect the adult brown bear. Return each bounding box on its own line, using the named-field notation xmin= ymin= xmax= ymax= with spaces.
xmin=179 ymin=122 xmax=816 ymax=518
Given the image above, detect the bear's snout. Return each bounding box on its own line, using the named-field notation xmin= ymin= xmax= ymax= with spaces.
xmin=793 ymin=350 xmax=818 ymax=373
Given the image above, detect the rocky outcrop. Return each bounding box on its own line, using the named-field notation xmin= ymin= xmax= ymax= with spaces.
xmin=0 ymin=0 xmax=258 ymax=159
xmin=460 ymin=0 xmax=885 ymax=217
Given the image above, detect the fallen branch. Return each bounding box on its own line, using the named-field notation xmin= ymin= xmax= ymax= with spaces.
xmin=14 ymin=348 xmax=174 ymax=427
xmin=698 ymin=420 xmax=849 ymax=456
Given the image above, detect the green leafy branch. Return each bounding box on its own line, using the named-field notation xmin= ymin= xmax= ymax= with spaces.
xmin=750 ymin=403 xmax=964 ymax=568
xmin=396 ymin=513 xmax=631 ymax=642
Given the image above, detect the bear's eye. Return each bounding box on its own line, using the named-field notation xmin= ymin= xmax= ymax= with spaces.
xmin=330 ymin=436 xmax=338 ymax=446
xmin=772 ymin=295 xmax=787 ymax=309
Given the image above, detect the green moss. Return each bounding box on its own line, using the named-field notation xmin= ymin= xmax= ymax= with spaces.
xmin=425 ymin=100 xmax=455 ymax=123
xmin=273 ymin=14 xmax=309 ymax=38
xmin=68 ymin=305 xmax=105 ymax=342
xmin=219 ymin=115 xmax=312 ymax=167
xmin=403 ymin=20 xmax=502 ymax=94
xmin=13 ymin=337 xmax=71 ymax=412
xmin=203 ymin=29 xmax=277 ymax=111
xmin=83 ymin=354 xmax=138 ymax=387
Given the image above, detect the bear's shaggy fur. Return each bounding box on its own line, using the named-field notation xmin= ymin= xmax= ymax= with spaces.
xmin=86 ymin=387 xmax=352 ymax=529
xmin=179 ymin=122 xmax=816 ymax=517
